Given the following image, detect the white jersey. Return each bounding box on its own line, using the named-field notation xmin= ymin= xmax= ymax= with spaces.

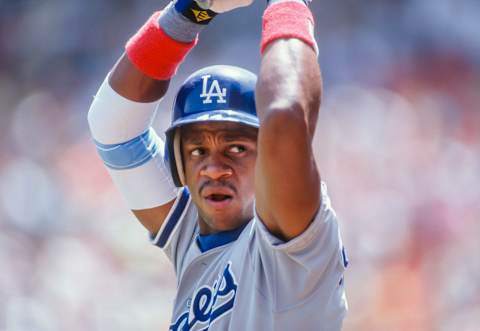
xmin=151 ymin=182 xmax=348 ymax=331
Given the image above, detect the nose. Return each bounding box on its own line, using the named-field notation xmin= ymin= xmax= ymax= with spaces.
xmin=199 ymin=154 xmax=233 ymax=180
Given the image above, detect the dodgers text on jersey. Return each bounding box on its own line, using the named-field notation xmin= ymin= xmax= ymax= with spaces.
xmin=170 ymin=262 xmax=238 ymax=331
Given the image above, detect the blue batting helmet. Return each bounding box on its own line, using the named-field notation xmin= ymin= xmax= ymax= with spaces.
xmin=165 ymin=65 xmax=259 ymax=187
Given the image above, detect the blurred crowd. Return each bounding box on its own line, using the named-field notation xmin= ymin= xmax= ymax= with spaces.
xmin=0 ymin=0 xmax=479 ymax=330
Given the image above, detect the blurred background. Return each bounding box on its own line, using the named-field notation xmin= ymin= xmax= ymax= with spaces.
xmin=0 ymin=0 xmax=479 ymax=330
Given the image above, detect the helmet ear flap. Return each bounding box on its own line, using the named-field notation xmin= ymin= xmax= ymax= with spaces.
xmin=173 ymin=129 xmax=186 ymax=186
xmin=165 ymin=128 xmax=184 ymax=187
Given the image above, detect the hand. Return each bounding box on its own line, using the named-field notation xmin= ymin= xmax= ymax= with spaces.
xmin=195 ymin=0 xmax=254 ymax=13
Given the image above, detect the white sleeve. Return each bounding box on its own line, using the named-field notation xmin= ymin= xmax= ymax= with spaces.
xmin=150 ymin=187 xmax=198 ymax=274
xmin=88 ymin=74 xmax=159 ymax=144
xmin=251 ymin=182 xmax=348 ymax=311
xmin=88 ymin=74 xmax=177 ymax=210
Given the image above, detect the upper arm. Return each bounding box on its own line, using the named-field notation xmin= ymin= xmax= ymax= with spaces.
xmin=89 ymin=54 xmax=177 ymax=234
xmin=255 ymin=39 xmax=322 ymax=241
xmin=110 ymin=54 xmax=174 ymax=233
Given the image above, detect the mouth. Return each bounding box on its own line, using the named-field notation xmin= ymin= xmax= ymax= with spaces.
xmin=201 ymin=188 xmax=235 ymax=209
xmin=204 ymin=194 xmax=233 ymax=209
xmin=206 ymin=193 xmax=233 ymax=202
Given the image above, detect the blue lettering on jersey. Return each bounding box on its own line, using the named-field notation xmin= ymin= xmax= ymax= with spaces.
xmin=170 ymin=262 xmax=237 ymax=331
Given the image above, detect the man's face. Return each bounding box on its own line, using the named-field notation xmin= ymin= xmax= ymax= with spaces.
xmin=181 ymin=122 xmax=258 ymax=234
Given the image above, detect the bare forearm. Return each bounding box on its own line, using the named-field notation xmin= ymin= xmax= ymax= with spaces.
xmin=254 ymin=2 xmax=322 ymax=240
xmin=257 ymin=38 xmax=321 ymax=137
xmin=109 ymin=54 xmax=170 ymax=103
xmin=108 ymin=0 xmax=209 ymax=104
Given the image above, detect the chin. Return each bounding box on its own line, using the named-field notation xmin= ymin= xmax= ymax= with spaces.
xmin=210 ymin=214 xmax=245 ymax=231
xmin=195 ymin=194 xmax=254 ymax=233
xmin=201 ymin=209 xmax=252 ymax=233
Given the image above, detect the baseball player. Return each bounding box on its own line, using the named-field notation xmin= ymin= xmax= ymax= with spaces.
xmin=88 ymin=0 xmax=348 ymax=329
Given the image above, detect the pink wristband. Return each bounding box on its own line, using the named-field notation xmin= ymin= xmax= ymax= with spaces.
xmin=126 ymin=11 xmax=197 ymax=80
xmin=260 ymin=2 xmax=316 ymax=54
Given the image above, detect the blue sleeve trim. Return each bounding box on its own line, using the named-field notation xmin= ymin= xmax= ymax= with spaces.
xmin=155 ymin=188 xmax=190 ymax=248
xmin=94 ymin=128 xmax=160 ymax=170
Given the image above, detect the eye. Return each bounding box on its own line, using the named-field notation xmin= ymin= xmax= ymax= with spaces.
xmin=229 ymin=145 xmax=246 ymax=154
xmin=190 ymin=148 xmax=205 ymax=157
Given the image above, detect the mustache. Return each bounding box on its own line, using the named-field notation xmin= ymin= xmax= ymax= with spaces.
xmin=199 ymin=180 xmax=237 ymax=196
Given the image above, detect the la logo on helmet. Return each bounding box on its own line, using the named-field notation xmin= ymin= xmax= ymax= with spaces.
xmin=200 ymin=75 xmax=227 ymax=104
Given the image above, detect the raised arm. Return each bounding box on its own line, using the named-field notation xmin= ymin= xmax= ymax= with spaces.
xmin=255 ymin=0 xmax=322 ymax=240
xmin=88 ymin=0 xmax=254 ymax=235
xmin=87 ymin=1 xmax=214 ymax=234
xmin=109 ymin=54 xmax=170 ymax=103
xmin=106 ymin=54 xmax=175 ymax=234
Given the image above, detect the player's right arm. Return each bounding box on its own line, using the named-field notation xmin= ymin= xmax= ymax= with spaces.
xmin=88 ymin=58 xmax=177 ymax=234
xmin=88 ymin=0 xmax=254 ymax=235
xmin=87 ymin=2 xmax=205 ymax=235
xmin=110 ymin=56 xmax=176 ymax=235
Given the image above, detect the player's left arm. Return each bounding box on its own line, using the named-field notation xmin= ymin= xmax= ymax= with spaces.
xmin=255 ymin=0 xmax=322 ymax=241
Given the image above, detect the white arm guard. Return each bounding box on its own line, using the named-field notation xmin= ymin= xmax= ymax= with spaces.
xmin=87 ymin=75 xmax=177 ymax=210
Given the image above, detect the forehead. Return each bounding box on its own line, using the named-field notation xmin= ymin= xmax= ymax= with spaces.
xmin=181 ymin=122 xmax=258 ymax=143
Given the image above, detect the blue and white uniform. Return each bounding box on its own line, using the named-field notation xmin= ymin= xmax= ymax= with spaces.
xmin=88 ymin=68 xmax=348 ymax=331
xmin=152 ymin=183 xmax=348 ymax=331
